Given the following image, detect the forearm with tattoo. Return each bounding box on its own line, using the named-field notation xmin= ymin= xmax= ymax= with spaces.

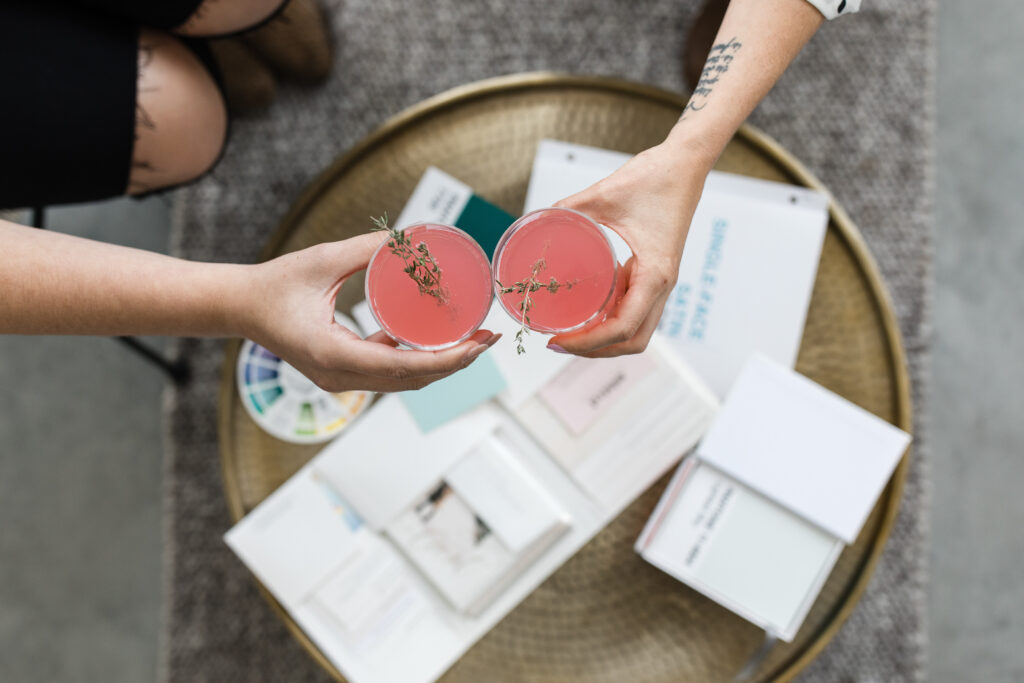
xmin=666 ymin=0 xmax=824 ymax=163
xmin=681 ymin=36 xmax=743 ymax=121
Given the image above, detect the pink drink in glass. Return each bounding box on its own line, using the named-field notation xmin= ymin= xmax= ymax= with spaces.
xmin=366 ymin=223 xmax=492 ymax=350
xmin=493 ymin=208 xmax=618 ymax=333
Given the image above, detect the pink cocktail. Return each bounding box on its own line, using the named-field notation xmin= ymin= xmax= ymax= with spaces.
xmin=493 ymin=208 xmax=618 ymax=333
xmin=366 ymin=223 xmax=492 ymax=350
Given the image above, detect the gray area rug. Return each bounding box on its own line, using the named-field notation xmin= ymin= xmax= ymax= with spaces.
xmin=160 ymin=1 xmax=934 ymax=680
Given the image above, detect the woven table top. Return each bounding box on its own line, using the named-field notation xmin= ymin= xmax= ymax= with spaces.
xmin=217 ymin=74 xmax=912 ymax=683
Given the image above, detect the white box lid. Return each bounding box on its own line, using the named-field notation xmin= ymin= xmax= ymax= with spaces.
xmin=696 ymin=355 xmax=911 ymax=543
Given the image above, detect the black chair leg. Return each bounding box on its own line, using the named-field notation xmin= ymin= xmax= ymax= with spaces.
xmin=29 ymin=205 xmax=191 ymax=385
xmin=116 ymin=336 xmax=191 ymax=383
xmin=31 ymin=205 xmax=47 ymax=230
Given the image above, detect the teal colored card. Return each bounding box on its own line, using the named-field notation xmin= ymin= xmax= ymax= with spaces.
xmin=455 ymin=194 xmax=515 ymax=260
xmin=399 ymin=352 xmax=507 ymax=432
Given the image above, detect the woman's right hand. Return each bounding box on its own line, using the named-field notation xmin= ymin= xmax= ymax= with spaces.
xmin=241 ymin=232 xmax=500 ymax=393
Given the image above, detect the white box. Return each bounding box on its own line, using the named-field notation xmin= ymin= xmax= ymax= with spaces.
xmin=636 ymin=356 xmax=911 ymax=640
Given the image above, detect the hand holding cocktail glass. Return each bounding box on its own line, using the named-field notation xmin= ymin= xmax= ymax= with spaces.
xmin=245 ymin=232 xmax=500 ymax=394
xmin=547 ymin=143 xmax=708 ymax=358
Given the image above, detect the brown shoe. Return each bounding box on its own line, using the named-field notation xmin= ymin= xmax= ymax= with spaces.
xmin=244 ymin=0 xmax=332 ymax=83
xmin=209 ymin=38 xmax=277 ymax=113
xmin=210 ymin=0 xmax=333 ymax=114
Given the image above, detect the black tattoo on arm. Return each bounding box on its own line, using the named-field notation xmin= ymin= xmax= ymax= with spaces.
xmin=680 ymin=36 xmax=742 ymax=120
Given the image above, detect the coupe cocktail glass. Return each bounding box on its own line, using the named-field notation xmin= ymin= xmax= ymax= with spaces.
xmin=366 ymin=223 xmax=492 ymax=350
xmin=493 ymin=208 xmax=619 ymax=334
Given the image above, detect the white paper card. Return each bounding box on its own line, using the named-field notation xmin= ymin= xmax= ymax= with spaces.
xmin=224 ymin=468 xmax=366 ymax=608
xmin=516 ymin=336 xmax=718 ymax=511
xmin=481 ymin=305 xmax=574 ymax=409
xmin=394 ymin=166 xmax=472 ymax=229
xmin=524 ymin=139 xmax=829 ymax=397
xmin=636 ymin=460 xmax=842 ymax=640
xmin=446 ymin=435 xmax=567 ymax=553
xmin=385 ymin=481 xmax=519 ymax=613
xmin=697 ymin=355 xmax=911 ymax=543
xmin=537 ymin=352 xmax=658 ymax=435
xmin=315 ymin=394 xmax=502 ymax=531
xmin=298 ymin=534 xmax=466 ymax=683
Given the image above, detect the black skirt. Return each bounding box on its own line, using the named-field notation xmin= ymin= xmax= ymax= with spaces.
xmin=0 ymin=0 xmax=216 ymax=209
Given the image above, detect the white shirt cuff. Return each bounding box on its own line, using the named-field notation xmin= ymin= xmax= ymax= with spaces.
xmin=804 ymin=0 xmax=861 ymax=19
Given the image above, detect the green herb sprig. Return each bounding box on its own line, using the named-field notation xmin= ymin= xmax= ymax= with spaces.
xmin=371 ymin=213 xmax=448 ymax=304
xmin=497 ymin=257 xmax=576 ymax=355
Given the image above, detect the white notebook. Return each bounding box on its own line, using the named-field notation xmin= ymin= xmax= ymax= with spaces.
xmin=636 ymin=459 xmax=842 ymax=641
xmin=697 ymin=355 xmax=912 ymax=543
xmin=636 ymin=356 xmax=911 ymax=640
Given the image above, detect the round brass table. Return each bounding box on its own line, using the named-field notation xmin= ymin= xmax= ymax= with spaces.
xmin=219 ymin=74 xmax=912 ymax=682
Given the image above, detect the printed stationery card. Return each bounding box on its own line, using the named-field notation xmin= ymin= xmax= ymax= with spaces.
xmin=537 ymin=352 xmax=657 ymax=435
xmin=385 ymin=437 xmax=569 ymax=615
xmin=387 ymin=482 xmax=516 ymax=613
xmin=314 ymin=395 xmax=504 ymax=531
xmin=636 ymin=460 xmax=842 ymax=641
xmin=517 ymin=336 xmax=718 ymax=511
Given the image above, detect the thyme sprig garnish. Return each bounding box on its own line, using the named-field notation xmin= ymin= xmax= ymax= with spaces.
xmin=497 ymin=257 xmax=576 ymax=355
xmin=371 ymin=213 xmax=449 ymax=304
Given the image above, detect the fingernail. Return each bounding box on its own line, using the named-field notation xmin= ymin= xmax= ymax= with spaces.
xmin=485 ymin=333 xmax=503 ymax=347
xmin=547 ymin=343 xmax=569 ymax=354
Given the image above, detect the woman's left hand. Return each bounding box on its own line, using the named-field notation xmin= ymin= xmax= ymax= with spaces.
xmin=549 ymin=141 xmax=713 ymax=357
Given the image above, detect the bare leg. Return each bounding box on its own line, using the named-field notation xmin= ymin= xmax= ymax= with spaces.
xmin=128 ymin=29 xmax=228 ymax=195
xmin=174 ymin=0 xmax=289 ymax=37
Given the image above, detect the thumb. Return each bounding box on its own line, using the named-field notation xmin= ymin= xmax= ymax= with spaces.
xmin=553 ymin=185 xmax=619 ymax=227
xmin=320 ymin=231 xmax=390 ymax=279
xmin=552 ymin=188 xmax=632 ymax=250
xmin=552 ymin=188 xmax=593 ymax=213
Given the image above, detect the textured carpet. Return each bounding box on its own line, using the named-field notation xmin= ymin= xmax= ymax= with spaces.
xmin=160 ymin=1 xmax=934 ymax=681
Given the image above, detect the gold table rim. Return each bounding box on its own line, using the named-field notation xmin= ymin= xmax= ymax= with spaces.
xmin=216 ymin=72 xmax=914 ymax=683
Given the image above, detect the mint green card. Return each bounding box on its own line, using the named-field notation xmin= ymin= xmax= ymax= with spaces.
xmin=399 ymin=352 xmax=507 ymax=432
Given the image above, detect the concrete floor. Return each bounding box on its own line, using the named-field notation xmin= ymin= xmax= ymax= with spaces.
xmin=0 ymin=199 xmax=170 ymax=682
xmin=929 ymin=0 xmax=1024 ymax=680
xmin=1 ymin=1 xmax=1023 ymax=680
